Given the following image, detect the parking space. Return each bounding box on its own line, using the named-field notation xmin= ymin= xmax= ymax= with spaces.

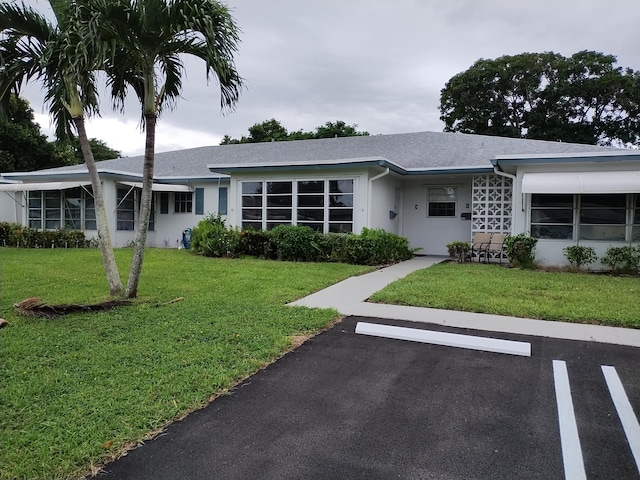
xmin=101 ymin=316 xmax=640 ymax=480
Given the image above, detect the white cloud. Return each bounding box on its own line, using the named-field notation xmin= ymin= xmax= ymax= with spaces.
xmin=33 ymin=114 xmax=221 ymax=157
xmin=18 ymin=0 xmax=640 ymax=155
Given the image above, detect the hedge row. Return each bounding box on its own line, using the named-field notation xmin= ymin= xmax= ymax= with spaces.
xmin=0 ymin=222 xmax=88 ymax=248
xmin=190 ymin=215 xmax=416 ymax=266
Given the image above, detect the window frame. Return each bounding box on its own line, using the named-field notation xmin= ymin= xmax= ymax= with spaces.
xmin=174 ymin=192 xmax=193 ymax=213
xmin=427 ymin=186 xmax=457 ymax=218
xmin=529 ymin=193 xmax=638 ymax=242
xmin=240 ymin=178 xmax=354 ymax=233
xmin=27 ymin=187 xmax=96 ymax=231
xmin=116 ymin=186 xmax=155 ymax=231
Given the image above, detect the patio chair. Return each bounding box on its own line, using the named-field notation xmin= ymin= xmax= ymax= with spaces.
xmin=470 ymin=232 xmax=492 ymax=263
xmin=484 ymin=233 xmax=508 ymax=264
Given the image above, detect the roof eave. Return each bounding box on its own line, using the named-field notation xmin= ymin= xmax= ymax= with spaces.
xmin=208 ymin=158 xmax=407 ymax=175
xmin=492 ymin=150 xmax=640 ymax=167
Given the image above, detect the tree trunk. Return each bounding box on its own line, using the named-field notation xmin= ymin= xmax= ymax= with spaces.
xmin=73 ymin=116 xmax=123 ymax=296
xmin=124 ymin=113 xmax=156 ymax=298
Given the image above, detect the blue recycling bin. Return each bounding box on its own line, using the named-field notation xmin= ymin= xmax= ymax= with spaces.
xmin=181 ymin=228 xmax=192 ymax=249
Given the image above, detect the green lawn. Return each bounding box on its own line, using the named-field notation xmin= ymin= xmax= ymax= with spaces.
xmin=0 ymin=248 xmax=371 ymax=480
xmin=369 ymin=262 xmax=640 ymax=328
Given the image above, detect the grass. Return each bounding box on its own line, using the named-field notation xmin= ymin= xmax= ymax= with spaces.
xmin=369 ymin=262 xmax=640 ymax=328
xmin=0 ymin=248 xmax=371 ymax=480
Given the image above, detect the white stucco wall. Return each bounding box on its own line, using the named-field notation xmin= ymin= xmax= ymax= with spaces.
xmin=401 ymin=176 xmax=474 ymax=255
xmin=0 ymin=191 xmax=23 ymax=224
xmin=368 ymin=172 xmax=402 ymax=235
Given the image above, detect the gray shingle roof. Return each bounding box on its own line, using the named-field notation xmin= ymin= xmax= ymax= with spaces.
xmin=28 ymin=131 xmax=621 ymax=178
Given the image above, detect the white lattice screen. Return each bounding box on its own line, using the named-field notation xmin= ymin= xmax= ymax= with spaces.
xmin=471 ymin=174 xmax=512 ymax=237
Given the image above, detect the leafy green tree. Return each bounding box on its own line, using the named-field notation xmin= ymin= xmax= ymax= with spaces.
xmin=220 ymin=119 xmax=368 ymax=144
xmin=99 ymin=0 xmax=243 ymax=298
xmin=313 ymin=120 xmax=369 ymax=138
xmin=0 ymin=0 xmax=123 ymax=295
xmin=0 ymin=95 xmax=62 ymax=172
xmin=439 ymin=51 xmax=640 ymax=147
xmin=53 ymin=137 xmax=121 ymax=167
xmin=247 ymin=118 xmax=288 ymax=142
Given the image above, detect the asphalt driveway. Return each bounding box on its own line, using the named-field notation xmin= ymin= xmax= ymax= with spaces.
xmin=100 ymin=317 xmax=640 ymax=480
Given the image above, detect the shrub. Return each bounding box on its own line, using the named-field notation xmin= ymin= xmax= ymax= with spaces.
xmin=563 ymin=245 xmax=597 ymax=271
xmin=601 ymin=246 xmax=640 ymax=275
xmin=324 ymin=233 xmax=350 ymax=263
xmin=344 ymin=228 xmax=415 ymax=265
xmin=446 ymin=241 xmax=471 ymax=263
xmin=191 ymin=222 xmax=416 ymax=266
xmin=504 ymin=233 xmax=538 ymax=269
xmin=0 ymin=222 xmax=87 ymax=248
xmin=268 ymin=225 xmax=324 ymax=261
xmin=239 ymin=229 xmax=273 ymax=259
xmin=191 ymin=214 xmax=241 ymax=257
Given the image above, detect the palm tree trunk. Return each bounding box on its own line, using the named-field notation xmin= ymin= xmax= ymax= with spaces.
xmin=124 ymin=113 xmax=156 ymax=298
xmin=73 ymin=116 xmax=123 ymax=296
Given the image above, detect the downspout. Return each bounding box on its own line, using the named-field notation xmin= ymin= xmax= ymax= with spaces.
xmin=367 ymin=167 xmax=390 ymax=227
xmin=493 ymin=163 xmax=517 ymax=235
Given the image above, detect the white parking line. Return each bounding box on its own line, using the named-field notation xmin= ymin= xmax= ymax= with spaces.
xmin=354 ymin=322 xmax=531 ymax=356
xmin=553 ymin=360 xmax=587 ymax=480
xmin=602 ymin=365 xmax=640 ymax=475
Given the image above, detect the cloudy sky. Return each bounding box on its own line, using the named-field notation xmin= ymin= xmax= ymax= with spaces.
xmin=18 ymin=0 xmax=640 ymax=156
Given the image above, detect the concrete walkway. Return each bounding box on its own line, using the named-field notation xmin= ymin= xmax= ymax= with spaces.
xmin=289 ymin=256 xmax=640 ymax=348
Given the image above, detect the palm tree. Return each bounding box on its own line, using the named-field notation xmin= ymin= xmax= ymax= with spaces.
xmin=0 ymin=0 xmax=124 ymax=295
xmin=97 ymin=0 xmax=243 ymax=298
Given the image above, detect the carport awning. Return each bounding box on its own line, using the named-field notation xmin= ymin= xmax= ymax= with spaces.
xmin=0 ymin=181 xmax=91 ymax=192
xmin=119 ymin=181 xmax=194 ymax=192
xmin=521 ymin=171 xmax=640 ymax=194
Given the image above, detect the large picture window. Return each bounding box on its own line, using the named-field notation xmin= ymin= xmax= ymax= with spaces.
xmin=427 ymin=187 xmax=456 ymax=217
xmin=241 ymin=179 xmax=354 ymax=233
xmin=530 ymin=193 xmax=637 ymax=241
xmin=27 ymin=187 xmax=95 ymax=230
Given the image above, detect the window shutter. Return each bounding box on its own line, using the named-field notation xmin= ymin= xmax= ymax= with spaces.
xmin=195 ymin=188 xmax=204 ymax=215
xmin=218 ymin=187 xmax=228 ymax=215
xmin=160 ymin=192 xmax=169 ymax=214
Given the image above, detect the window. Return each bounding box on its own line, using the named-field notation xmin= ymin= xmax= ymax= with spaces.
xmin=579 ymin=194 xmax=626 ymax=241
xmin=241 ymin=179 xmax=354 ymax=233
xmin=530 ymin=194 xmax=574 ymax=240
xmin=44 ymin=191 xmax=62 ymax=229
xmin=266 ymin=181 xmax=292 ymax=229
xmin=116 ymin=186 xmax=155 ymax=231
xmin=328 ymin=180 xmax=353 ymax=232
xmin=530 ymin=193 xmax=638 ymax=241
xmin=175 ymin=192 xmax=193 ymax=213
xmin=241 ymin=181 xmax=263 ymax=231
xmin=634 ymin=195 xmax=640 ymax=242
xmin=27 ymin=188 xmax=95 ymax=230
xmin=117 ymin=186 xmax=135 ymax=231
xmin=84 ymin=196 xmax=96 ymax=230
xmin=297 ymin=180 xmax=325 ymax=231
xmin=427 ymin=187 xmax=456 ymax=217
